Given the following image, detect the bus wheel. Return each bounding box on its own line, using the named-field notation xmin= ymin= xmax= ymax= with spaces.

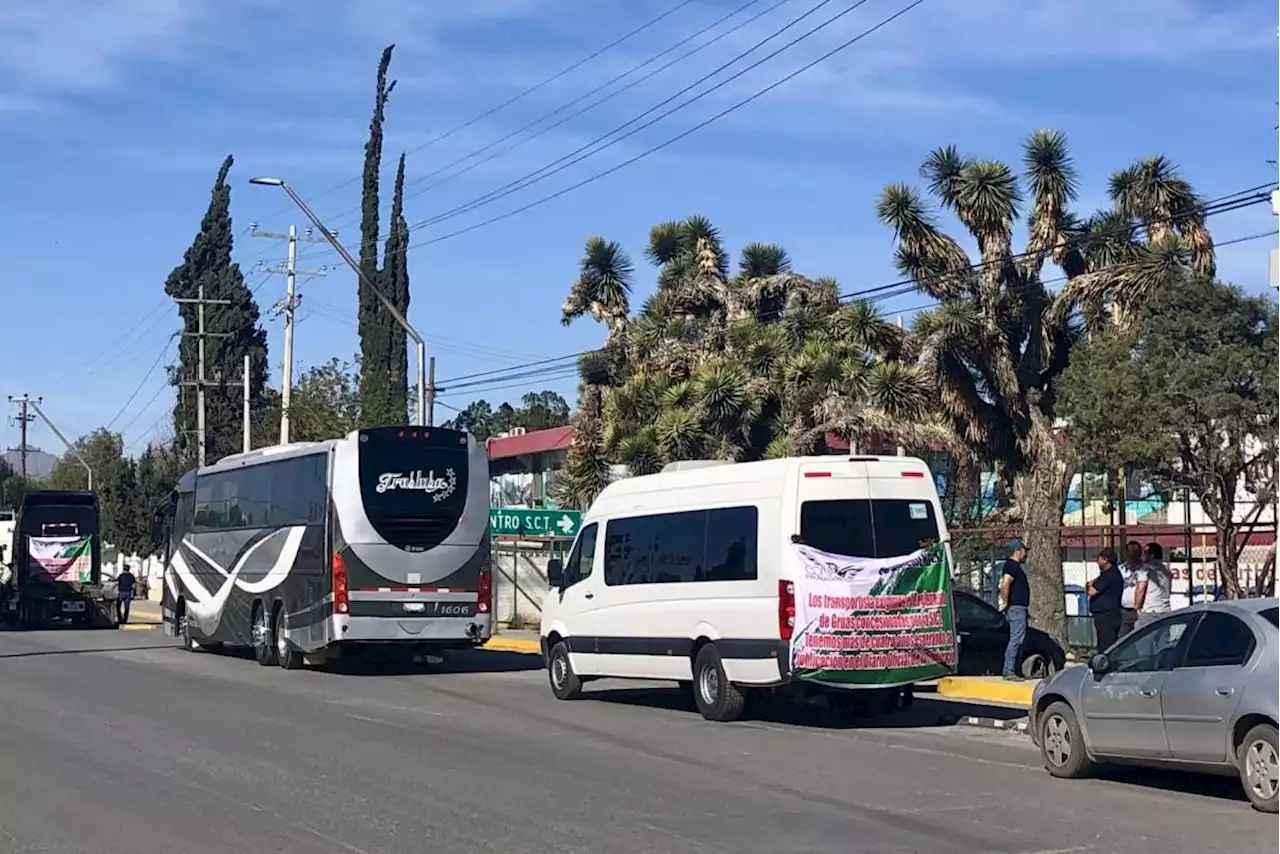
xmin=274 ymin=608 xmax=304 ymax=670
xmin=253 ymin=603 xmax=278 ymax=667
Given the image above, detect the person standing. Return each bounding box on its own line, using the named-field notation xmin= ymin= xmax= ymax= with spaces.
xmin=998 ymin=538 xmax=1031 ymax=681
xmin=1088 ymin=547 xmax=1124 ymax=651
xmin=1136 ymin=542 xmax=1173 ymax=628
xmin=116 ymin=564 xmax=136 ymax=624
xmin=1118 ymin=541 xmax=1145 ymax=638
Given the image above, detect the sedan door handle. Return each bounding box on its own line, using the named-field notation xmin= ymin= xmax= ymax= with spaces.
xmin=1215 ymin=687 xmax=1234 ymax=697
xmin=1139 ymin=689 xmax=1158 ymax=697
xmin=584 ymin=593 xmax=594 ymax=600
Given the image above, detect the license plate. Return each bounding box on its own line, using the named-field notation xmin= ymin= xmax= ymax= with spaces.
xmin=399 ymin=601 xmax=476 ymax=617
xmin=61 ymin=601 xmax=86 ymax=613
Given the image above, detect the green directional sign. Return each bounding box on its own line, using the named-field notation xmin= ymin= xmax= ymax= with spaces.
xmin=490 ymin=507 xmax=583 ymax=539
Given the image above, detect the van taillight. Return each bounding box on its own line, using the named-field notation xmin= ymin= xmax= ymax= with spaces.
xmin=778 ymin=580 xmax=796 ymax=641
xmin=331 ymin=553 xmax=349 ymax=614
xmin=477 ymin=567 xmax=491 ymax=615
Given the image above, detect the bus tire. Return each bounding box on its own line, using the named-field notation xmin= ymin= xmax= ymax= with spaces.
xmin=274 ymin=608 xmax=304 ymax=670
xmin=693 ymin=644 xmax=745 ymax=723
xmin=253 ymin=602 xmax=278 ymax=667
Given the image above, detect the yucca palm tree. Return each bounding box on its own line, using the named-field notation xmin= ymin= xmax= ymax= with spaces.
xmin=879 ymin=129 xmax=1215 ymax=640
xmin=555 ymin=217 xmax=940 ymax=508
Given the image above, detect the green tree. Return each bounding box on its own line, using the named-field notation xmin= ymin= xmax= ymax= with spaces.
xmin=552 ymin=220 xmax=937 ymax=509
xmin=1059 ymin=276 xmax=1278 ymax=597
xmin=441 ymin=391 xmax=571 ymax=440
xmin=164 ymin=155 xmax=269 ymax=464
xmin=48 ymin=429 xmax=131 ymax=544
xmin=877 ymin=131 xmax=1215 ymax=639
xmin=291 ymin=358 xmax=363 ymax=441
xmin=0 ymin=458 xmax=41 ymax=513
xmin=356 ymin=45 xmax=409 ymax=427
xmin=379 ymin=153 xmax=411 ymax=426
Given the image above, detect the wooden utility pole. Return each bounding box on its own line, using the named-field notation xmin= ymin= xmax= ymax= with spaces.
xmin=6 ymin=395 xmax=39 ymax=478
xmin=174 ymin=282 xmax=233 ymax=467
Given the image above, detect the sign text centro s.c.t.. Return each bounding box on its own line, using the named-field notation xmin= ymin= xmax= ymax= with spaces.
xmin=489 ymin=508 xmax=582 ymax=538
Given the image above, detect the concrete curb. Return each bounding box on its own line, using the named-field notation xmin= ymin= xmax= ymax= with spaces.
xmin=936 ymin=676 xmax=1035 ymax=707
xmin=482 ymin=637 xmax=542 ymax=654
xmin=953 ymin=714 xmax=1030 ymax=735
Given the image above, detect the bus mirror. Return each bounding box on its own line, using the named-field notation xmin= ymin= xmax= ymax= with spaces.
xmin=150 ymin=515 xmax=166 ymax=545
xmin=547 ymin=558 xmax=563 ymax=586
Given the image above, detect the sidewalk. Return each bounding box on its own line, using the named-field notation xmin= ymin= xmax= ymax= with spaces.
xmin=127 ymin=602 xmax=544 ymax=653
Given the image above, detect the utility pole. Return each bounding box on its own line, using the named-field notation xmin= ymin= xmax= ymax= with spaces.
xmin=26 ymin=400 xmax=93 ymax=491
xmin=6 ymin=395 xmax=39 ymax=479
xmin=243 ymin=354 xmax=252 ymax=454
xmin=174 ymin=282 xmax=234 ymax=467
xmin=251 ymin=224 xmax=327 ymax=445
xmin=426 ymin=357 xmax=436 ymax=427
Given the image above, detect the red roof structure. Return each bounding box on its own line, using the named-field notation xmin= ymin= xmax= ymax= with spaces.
xmin=485 ymin=425 xmax=851 ymax=461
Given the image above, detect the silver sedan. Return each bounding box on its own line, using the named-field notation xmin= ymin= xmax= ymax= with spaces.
xmin=1029 ymin=598 xmax=1279 ymax=812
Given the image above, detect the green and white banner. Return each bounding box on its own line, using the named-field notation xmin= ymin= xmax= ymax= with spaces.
xmin=789 ymin=542 xmax=956 ymax=686
xmin=27 ymin=536 xmax=93 ymax=584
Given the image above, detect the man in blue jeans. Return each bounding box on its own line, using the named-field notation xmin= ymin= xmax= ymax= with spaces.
xmin=998 ymin=538 xmax=1031 ymax=681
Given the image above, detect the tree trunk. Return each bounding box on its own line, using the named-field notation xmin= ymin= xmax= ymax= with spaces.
xmin=1013 ymin=453 xmax=1072 ymax=645
xmin=1216 ymin=523 xmax=1244 ymax=598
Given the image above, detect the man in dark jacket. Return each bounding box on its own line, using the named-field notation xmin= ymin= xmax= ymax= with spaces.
xmin=1087 ymin=548 xmax=1124 ymax=651
xmin=116 ymin=565 xmax=136 ymax=624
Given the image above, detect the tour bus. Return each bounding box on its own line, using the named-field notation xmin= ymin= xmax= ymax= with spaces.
xmin=157 ymin=426 xmax=492 ymax=668
xmin=539 ymin=455 xmax=957 ymax=722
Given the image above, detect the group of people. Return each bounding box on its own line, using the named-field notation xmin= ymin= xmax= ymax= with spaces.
xmin=996 ymin=538 xmax=1173 ymax=680
xmin=1086 ymin=540 xmax=1173 ymax=650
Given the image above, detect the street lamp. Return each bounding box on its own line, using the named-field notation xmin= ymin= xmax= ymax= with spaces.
xmin=249 ymin=176 xmax=428 ymax=427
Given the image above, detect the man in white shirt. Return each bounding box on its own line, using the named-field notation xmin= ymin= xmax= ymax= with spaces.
xmin=1136 ymin=541 xmax=1173 ymax=628
xmin=1118 ymin=541 xmax=1145 ymax=638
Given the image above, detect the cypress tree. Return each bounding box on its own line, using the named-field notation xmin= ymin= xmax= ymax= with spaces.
xmin=380 ymin=153 xmax=410 ymax=424
xmin=164 ymin=155 xmax=269 ymax=464
xmin=357 ymin=45 xmax=397 ymax=426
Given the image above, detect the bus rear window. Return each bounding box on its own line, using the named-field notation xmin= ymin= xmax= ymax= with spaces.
xmin=358 ymin=428 xmax=470 ymax=549
xmin=799 ymin=499 xmax=938 ymax=559
xmin=1262 ymin=607 xmax=1277 ymax=628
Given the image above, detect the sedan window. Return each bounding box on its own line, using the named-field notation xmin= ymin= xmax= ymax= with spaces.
xmin=1109 ymin=614 xmax=1196 ymax=673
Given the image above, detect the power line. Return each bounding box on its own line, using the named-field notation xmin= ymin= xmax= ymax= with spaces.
xmin=432 ymin=187 xmax=1273 ymax=390
xmin=104 ymin=335 xmax=177 ymax=431
xmin=254 ymin=0 xmax=705 ymax=231
xmin=299 ymin=0 xmax=905 ymax=264
xmin=318 ymin=0 xmax=793 ymax=230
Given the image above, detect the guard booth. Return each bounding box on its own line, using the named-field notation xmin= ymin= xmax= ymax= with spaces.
xmin=485 ymin=427 xmax=579 ymax=629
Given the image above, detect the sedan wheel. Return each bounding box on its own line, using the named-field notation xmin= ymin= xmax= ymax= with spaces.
xmin=1039 ymin=701 xmax=1093 ymax=779
xmin=1240 ymin=724 xmax=1279 ymax=813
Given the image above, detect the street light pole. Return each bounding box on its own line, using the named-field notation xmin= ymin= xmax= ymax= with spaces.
xmin=249 ymin=177 xmax=428 ymax=427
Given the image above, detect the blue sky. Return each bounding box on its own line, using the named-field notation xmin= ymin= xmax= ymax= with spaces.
xmin=0 ymin=0 xmax=1275 ymax=455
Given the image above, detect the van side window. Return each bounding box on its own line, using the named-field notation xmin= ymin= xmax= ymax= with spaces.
xmin=603 ymin=507 xmax=758 ymax=586
xmin=563 ymin=523 xmax=598 ymax=587
xmin=799 ymin=499 xmax=938 ymax=558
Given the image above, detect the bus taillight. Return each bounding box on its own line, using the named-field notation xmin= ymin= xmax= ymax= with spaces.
xmin=332 ymin=553 xmax=350 ymax=614
xmin=477 ymin=567 xmax=491 ymax=615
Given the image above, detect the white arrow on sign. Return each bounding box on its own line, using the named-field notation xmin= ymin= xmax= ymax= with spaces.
xmin=556 ymin=515 xmax=576 ymax=535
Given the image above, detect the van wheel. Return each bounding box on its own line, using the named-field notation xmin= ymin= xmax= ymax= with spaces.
xmin=1238 ymin=723 xmax=1279 ymax=813
xmin=253 ymin=603 xmax=278 ymax=667
xmin=547 ymin=641 xmax=582 ymax=700
xmin=274 ymin=608 xmax=304 ymax=670
xmin=693 ymin=645 xmax=745 ymax=723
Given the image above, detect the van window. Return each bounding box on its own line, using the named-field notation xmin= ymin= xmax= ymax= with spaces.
xmin=799 ymin=499 xmax=938 ymax=558
xmin=603 ymin=507 xmax=758 ymax=586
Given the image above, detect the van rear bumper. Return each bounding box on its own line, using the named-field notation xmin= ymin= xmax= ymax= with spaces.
xmin=331 ymin=613 xmax=492 ymax=645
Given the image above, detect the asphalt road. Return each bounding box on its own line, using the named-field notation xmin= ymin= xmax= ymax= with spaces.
xmin=0 ymin=625 xmax=1268 ymax=854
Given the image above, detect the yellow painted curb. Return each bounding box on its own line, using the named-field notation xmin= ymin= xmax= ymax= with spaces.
xmin=120 ymin=623 xmax=158 ymax=631
xmin=482 ymin=637 xmax=542 ymax=654
xmin=937 ymin=676 xmax=1036 ymax=707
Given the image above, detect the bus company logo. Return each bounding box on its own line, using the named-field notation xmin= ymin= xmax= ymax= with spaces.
xmin=375 ymin=468 xmax=458 ymax=502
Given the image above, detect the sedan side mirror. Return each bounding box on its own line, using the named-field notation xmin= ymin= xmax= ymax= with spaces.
xmin=547 ymin=558 xmax=564 ymax=587
xmin=1088 ymin=653 xmax=1110 ymax=675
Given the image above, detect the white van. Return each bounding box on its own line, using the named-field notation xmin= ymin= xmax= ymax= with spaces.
xmin=539 ymin=455 xmax=956 ymax=722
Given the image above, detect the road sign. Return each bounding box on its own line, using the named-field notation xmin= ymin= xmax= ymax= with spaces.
xmin=490 ymin=507 xmax=582 ymax=539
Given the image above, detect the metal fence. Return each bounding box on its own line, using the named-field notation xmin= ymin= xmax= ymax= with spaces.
xmin=950 ymin=522 xmax=1276 ymax=649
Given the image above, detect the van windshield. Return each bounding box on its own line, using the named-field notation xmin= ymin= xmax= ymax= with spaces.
xmin=799 ymin=499 xmax=939 ymax=558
